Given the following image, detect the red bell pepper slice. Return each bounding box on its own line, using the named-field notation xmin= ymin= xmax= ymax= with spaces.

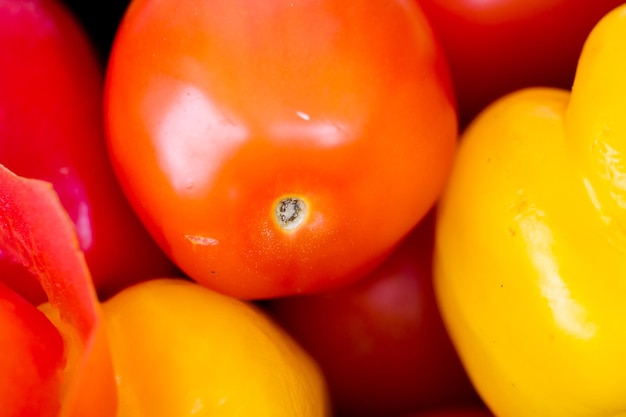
xmin=0 ymin=164 xmax=117 ymax=417
xmin=0 ymin=280 xmax=64 ymax=417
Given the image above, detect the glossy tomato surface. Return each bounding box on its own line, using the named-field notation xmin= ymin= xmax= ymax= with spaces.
xmin=105 ymin=0 xmax=457 ymax=299
xmin=0 ymin=0 xmax=178 ymax=304
xmin=263 ymin=213 xmax=480 ymax=417
xmin=417 ymin=0 xmax=625 ymax=127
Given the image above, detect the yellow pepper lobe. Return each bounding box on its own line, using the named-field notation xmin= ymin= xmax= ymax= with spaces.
xmin=435 ymin=4 xmax=626 ymax=417
xmin=566 ymin=4 xmax=626 ymax=249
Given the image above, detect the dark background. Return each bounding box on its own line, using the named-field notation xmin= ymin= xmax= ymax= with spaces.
xmin=62 ymin=0 xmax=130 ymax=62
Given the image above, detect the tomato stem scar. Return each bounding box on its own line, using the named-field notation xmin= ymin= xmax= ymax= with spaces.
xmin=275 ymin=197 xmax=307 ymax=231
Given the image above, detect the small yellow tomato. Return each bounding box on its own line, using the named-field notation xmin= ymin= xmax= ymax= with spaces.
xmin=102 ymin=278 xmax=330 ymax=417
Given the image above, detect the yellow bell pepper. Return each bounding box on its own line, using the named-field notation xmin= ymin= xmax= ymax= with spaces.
xmin=102 ymin=278 xmax=330 ymax=417
xmin=434 ymin=4 xmax=626 ymax=417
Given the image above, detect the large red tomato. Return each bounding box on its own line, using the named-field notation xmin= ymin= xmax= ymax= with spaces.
xmin=263 ymin=213 xmax=480 ymax=417
xmin=105 ymin=0 xmax=457 ymax=299
xmin=0 ymin=0 xmax=178 ymax=304
xmin=417 ymin=0 xmax=625 ymax=127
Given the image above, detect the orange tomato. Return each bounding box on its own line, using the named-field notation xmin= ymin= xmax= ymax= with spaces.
xmin=105 ymin=0 xmax=457 ymax=299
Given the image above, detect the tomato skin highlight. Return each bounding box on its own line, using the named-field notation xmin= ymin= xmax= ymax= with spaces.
xmin=0 ymin=0 xmax=178 ymax=304
xmin=105 ymin=0 xmax=457 ymax=299
xmin=263 ymin=212 xmax=480 ymax=417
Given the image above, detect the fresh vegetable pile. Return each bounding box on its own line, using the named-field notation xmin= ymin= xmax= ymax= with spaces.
xmin=1 ymin=0 xmax=625 ymax=416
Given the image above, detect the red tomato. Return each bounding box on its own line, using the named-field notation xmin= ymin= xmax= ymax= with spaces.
xmin=0 ymin=0 xmax=178 ymax=304
xmin=263 ymin=213 xmax=480 ymax=417
xmin=105 ymin=0 xmax=457 ymax=299
xmin=417 ymin=0 xmax=625 ymax=127
xmin=0 ymin=281 xmax=64 ymax=417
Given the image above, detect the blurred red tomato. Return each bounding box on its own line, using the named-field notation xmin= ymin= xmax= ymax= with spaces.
xmin=0 ymin=0 xmax=178 ymax=304
xmin=105 ymin=0 xmax=457 ymax=300
xmin=417 ymin=0 xmax=626 ymax=127
xmin=262 ymin=212 xmax=480 ymax=417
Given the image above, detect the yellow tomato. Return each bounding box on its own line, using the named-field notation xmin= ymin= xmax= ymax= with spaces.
xmin=435 ymin=4 xmax=626 ymax=417
xmin=102 ymin=278 xmax=330 ymax=417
